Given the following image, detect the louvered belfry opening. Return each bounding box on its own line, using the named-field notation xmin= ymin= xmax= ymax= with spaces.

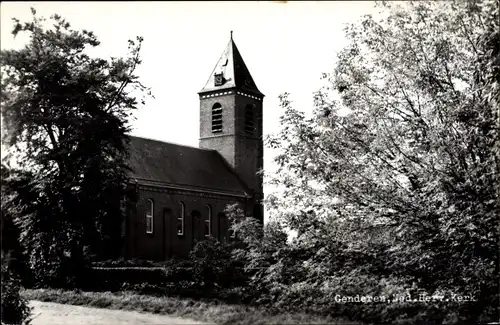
xmin=244 ymin=104 xmax=254 ymax=135
xmin=212 ymin=103 xmax=223 ymax=133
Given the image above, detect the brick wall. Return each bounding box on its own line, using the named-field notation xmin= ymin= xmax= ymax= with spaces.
xmin=125 ymin=186 xmax=247 ymax=261
xmin=199 ymin=94 xmax=237 ymax=167
xmin=199 ymin=91 xmax=264 ymax=198
xmin=199 ymin=94 xmax=236 ymax=138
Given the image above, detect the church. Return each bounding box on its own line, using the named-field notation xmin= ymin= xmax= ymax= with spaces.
xmin=122 ymin=33 xmax=264 ymax=260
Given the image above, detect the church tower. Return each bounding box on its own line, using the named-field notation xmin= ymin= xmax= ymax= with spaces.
xmin=198 ymin=32 xmax=264 ymax=221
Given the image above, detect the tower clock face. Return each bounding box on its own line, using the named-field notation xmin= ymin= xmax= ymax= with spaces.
xmin=214 ymin=73 xmax=224 ymax=86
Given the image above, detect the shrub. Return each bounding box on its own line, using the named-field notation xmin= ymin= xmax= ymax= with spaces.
xmin=189 ymin=237 xmax=246 ymax=290
xmin=1 ymin=251 xmax=32 ymax=325
xmin=28 ymin=245 xmax=93 ymax=291
xmin=1 ymin=188 xmax=32 ymax=289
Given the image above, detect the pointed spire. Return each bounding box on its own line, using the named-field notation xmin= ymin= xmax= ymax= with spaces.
xmin=199 ymin=33 xmax=263 ymax=97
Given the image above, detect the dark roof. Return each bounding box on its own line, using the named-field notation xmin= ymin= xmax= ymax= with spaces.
xmin=199 ymin=32 xmax=264 ymax=97
xmin=126 ymin=136 xmax=250 ymax=197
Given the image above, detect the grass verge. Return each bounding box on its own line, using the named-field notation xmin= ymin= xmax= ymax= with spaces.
xmin=22 ymin=288 xmax=363 ymax=325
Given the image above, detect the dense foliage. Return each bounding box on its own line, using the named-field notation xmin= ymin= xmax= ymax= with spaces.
xmin=1 ymin=165 xmax=32 ymax=288
xmin=0 ymin=9 xmax=150 ymax=287
xmin=258 ymin=0 xmax=499 ymax=323
xmin=1 ymin=252 xmax=32 ymax=325
xmin=189 ymin=236 xmax=245 ymax=291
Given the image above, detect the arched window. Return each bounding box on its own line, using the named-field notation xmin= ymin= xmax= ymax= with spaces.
xmin=244 ymin=104 xmax=255 ymax=135
xmin=205 ymin=205 xmax=212 ymax=237
xmin=120 ymin=197 xmax=127 ymax=237
xmin=146 ymin=199 xmax=154 ymax=234
xmin=253 ymin=204 xmax=264 ymax=224
xmin=229 ymin=218 xmax=236 ymax=239
xmin=177 ymin=202 xmax=185 ymax=235
xmin=218 ymin=212 xmax=227 ymax=243
xmin=212 ymin=103 xmax=223 ymax=133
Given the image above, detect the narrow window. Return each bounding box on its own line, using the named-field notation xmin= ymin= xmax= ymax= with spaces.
xmin=244 ymin=104 xmax=255 ymax=135
xmin=253 ymin=204 xmax=264 ymax=224
xmin=120 ymin=198 xmax=127 ymax=237
xmin=205 ymin=205 xmax=212 ymax=237
xmin=119 ymin=197 xmax=127 ymax=213
xmin=212 ymin=103 xmax=223 ymax=133
xmin=146 ymin=199 xmax=154 ymax=234
xmin=218 ymin=212 xmax=227 ymax=243
xmin=177 ymin=202 xmax=185 ymax=235
xmin=229 ymin=218 xmax=236 ymax=239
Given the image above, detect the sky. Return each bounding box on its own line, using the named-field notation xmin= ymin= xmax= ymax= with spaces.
xmin=1 ymin=1 xmax=382 ymax=218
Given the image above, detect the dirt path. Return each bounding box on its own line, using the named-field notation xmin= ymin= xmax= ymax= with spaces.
xmin=29 ymin=300 xmax=212 ymax=325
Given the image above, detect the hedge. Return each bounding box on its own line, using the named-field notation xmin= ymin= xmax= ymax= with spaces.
xmin=85 ymin=266 xmax=194 ymax=291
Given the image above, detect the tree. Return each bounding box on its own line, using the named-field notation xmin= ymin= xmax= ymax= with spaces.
xmin=478 ymin=0 xmax=500 ymax=215
xmin=266 ymin=0 xmax=499 ymax=322
xmin=0 ymin=9 xmax=151 ymax=287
